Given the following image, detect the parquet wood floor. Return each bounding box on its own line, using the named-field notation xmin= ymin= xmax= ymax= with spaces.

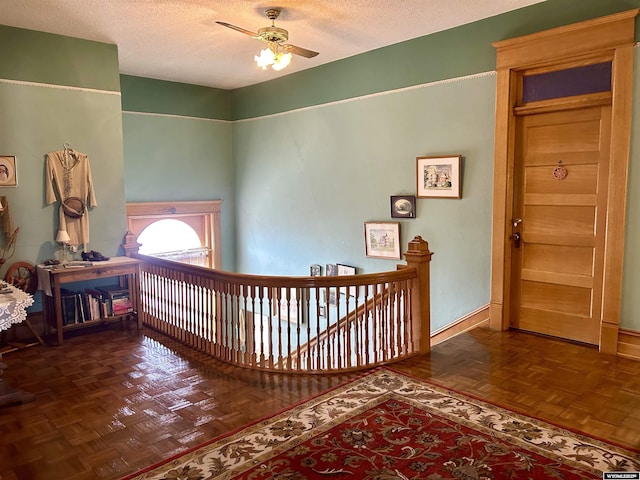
xmin=1 ymin=324 xmax=639 ymax=479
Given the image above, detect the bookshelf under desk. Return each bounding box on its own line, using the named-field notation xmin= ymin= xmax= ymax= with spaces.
xmin=38 ymin=256 xmax=141 ymax=345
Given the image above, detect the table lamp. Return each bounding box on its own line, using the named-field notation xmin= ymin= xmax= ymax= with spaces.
xmin=56 ymin=230 xmax=71 ymax=264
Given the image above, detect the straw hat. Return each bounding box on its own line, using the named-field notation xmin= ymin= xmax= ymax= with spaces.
xmin=62 ymin=197 xmax=85 ymax=218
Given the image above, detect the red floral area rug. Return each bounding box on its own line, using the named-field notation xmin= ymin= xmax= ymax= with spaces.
xmin=123 ymin=368 xmax=640 ymax=479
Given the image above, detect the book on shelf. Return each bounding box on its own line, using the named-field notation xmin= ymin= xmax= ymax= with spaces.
xmin=96 ymin=285 xmax=131 ymax=316
xmin=112 ymin=297 xmax=134 ymax=315
xmin=58 ymin=286 xmax=134 ymax=324
xmin=61 ymin=289 xmax=78 ymax=325
xmin=84 ymin=288 xmax=105 ymax=319
xmin=75 ymin=293 xmax=87 ymax=323
xmin=97 ymin=285 xmax=129 ymax=298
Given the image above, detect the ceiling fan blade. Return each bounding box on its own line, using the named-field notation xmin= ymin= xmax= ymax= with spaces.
xmin=216 ymin=21 xmax=260 ymax=39
xmin=282 ymin=43 xmax=319 ymax=58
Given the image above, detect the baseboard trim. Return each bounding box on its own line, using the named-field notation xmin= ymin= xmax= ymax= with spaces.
xmin=617 ymin=329 xmax=640 ymax=360
xmin=431 ymin=305 xmax=490 ymax=346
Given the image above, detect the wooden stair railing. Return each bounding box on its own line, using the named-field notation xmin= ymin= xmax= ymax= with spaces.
xmin=124 ymin=235 xmax=433 ymax=373
xmin=290 ymin=283 xmax=402 ymax=369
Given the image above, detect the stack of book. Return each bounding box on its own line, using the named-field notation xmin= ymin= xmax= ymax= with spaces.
xmin=97 ymin=285 xmax=134 ymax=316
xmin=60 ymin=285 xmax=133 ymax=324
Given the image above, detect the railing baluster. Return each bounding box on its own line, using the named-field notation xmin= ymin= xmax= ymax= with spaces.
xmin=257 ymin=286 xmax=265 ymax=368
xmin=389 ymin=281 xmax=397 ymax=359
xmin=285 ymin=287 xmax=291 ymax=370
xmin=267 ymin=289 xmax=274 ymax=369
xmin=363 ymin=284 xmax=370 ymax=366
xmin=353 ymin=285 xmax=361 ymax=369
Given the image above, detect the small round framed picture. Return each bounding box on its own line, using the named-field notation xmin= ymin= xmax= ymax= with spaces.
xmin=0 ymin=156 xmax=17 ymax=187
xmin=390 ymin=195 xmax=416 ymax=218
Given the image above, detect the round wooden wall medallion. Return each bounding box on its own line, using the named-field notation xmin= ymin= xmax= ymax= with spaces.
xmin=553 ymin=165 xmax=568 ymax=180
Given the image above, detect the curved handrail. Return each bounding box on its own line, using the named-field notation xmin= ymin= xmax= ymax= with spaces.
xmin=133 ymin=252 xmax=417 ymax=287
xmin=129 ymin=236 xmax=432 ymax=373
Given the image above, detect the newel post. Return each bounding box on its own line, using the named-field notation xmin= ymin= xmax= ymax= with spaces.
xmin=403 ymin=236 xmax=433 ymax=354
xmin=122 ymin=230 xmax=141 ymax=257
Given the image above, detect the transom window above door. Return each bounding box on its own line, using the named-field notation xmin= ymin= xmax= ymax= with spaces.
xmin=521 ymin=61 xmax=612 ymax=103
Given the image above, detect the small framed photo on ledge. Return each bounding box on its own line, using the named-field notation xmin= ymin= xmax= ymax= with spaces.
xmin=337 ymin=264 xmax=356 ymax=276
xmin=337 ymin=264 xmax=357 ymax=297
xmin=416 ymin=155 xmax=462 ymax=198
xmin=326 ymin=264 xmax=338 ymax=276
xmin=364 ymin=222 xmax=401 ymax=260
xmin=390 ymin=195 xmax=416 ymax=218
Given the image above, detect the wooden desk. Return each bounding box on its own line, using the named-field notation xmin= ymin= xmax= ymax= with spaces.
xmin=39 ymin=257 xmax=141 ymax=345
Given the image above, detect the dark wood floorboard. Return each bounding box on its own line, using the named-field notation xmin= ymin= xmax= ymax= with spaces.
xmin=1 ymin=324 xmax=639 ymax=479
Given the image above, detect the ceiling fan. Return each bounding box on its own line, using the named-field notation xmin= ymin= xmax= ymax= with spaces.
xmin=216 ymin=8 xmax=319 ymax=70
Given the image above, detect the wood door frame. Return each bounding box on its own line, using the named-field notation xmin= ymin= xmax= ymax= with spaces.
xmin=489 ymin=9 xmax=639 ymax=353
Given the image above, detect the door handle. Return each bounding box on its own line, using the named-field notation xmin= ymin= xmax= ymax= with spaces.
xmin=510 ymin=232 xmax=521 ymax=248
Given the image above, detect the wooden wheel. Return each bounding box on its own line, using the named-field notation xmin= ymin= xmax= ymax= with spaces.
xmin=4 ymin=261 xmax=37 ymax=294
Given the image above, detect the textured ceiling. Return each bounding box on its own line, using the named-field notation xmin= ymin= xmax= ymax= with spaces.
xmin=0 ymin=0 xmax=545 ymax=90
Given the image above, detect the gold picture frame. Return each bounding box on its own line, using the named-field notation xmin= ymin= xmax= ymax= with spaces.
xmin=416 ymin=155 xmax=462 ymax=198
xmin=0 ymin=156 xmax=18 ymax=187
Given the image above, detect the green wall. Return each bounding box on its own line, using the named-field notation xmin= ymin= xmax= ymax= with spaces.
xmin=120 ymin=76 xmax=236 ymax=270
xmin=0 ymin=25 xmax=120 ymax=92
xmin=229 ymin=0 xmax=640 ymax=331
xmin=120 ymin=75 xmax=232 ymax=121
xmin=0 ymin=83 xmax=125 ymax=258
xmin=0 ymin=25 xmax=125 ymax=312
xmin=231 ymin=0 xmax=640 ymax=119
xmin=233 ymin=75 xmax=496 ymax=331
xmin=3 ymin=0 xmax=640 ymax=333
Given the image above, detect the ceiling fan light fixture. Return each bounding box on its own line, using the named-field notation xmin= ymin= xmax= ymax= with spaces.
xmin=218 ymin=8 xmax=318 ymax=73
xmin=254 ymin=44 xmax=292 ymax=71
xmin=272 ymin=51 xmax=292 ymax=71
xmin=255 ymin=47 xmax=276 ymax=69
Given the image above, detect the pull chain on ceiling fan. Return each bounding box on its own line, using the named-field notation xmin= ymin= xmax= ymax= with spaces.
xmin=216 ymin=8 xmax=319 ymax=71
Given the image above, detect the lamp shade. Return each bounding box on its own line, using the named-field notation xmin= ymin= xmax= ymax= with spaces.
xmin=56 ymin=229 xmax=71 ymax=243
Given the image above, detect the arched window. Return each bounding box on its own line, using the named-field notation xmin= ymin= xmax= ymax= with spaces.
xmin=137 ymin=219 xmax=201 ymax=254
xmin=125 ymin=201 xmax=222 ymax=268
xmin=136 ymin=219 xmax=209 ymax=266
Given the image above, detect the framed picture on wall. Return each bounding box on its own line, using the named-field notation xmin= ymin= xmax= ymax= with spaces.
xmin=310 ymin=264 xmax=321 ymax=276
xmin=390 ymin=195 xmax=416 ymax=218
xmin=329 ymin=290 xmax=337 ymax=306
xmin=416 ymin=155 xmax=462 ymax=198
xmin=0 ymin=156 xmax=18 ymax=187
xmin=364 ymin=222 xmax=400 ymax=260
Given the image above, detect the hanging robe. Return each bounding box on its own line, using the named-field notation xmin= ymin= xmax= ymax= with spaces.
xmin=45 ymin=149 xmax=97 ymax=251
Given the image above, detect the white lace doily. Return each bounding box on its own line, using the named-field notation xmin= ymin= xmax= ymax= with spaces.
xmin=0 ymin=284 xmax=35 ymax=332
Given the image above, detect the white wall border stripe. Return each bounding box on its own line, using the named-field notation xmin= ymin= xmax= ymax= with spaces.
xmin=236 ymin=71 xmax=497 ymax=123
xmin=123 ymin=111 xmax=231 ymax=124
xmin=123 ymin=71 xmax=496 ymax=123
xmin=0 ymin=70 xmax=498 ymax=123
xmin=0 ymin=77 xmax=121 ymax=96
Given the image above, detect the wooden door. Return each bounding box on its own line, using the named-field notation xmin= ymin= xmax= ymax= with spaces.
xmin=509 ymin=106 xmax=611 ymax=345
